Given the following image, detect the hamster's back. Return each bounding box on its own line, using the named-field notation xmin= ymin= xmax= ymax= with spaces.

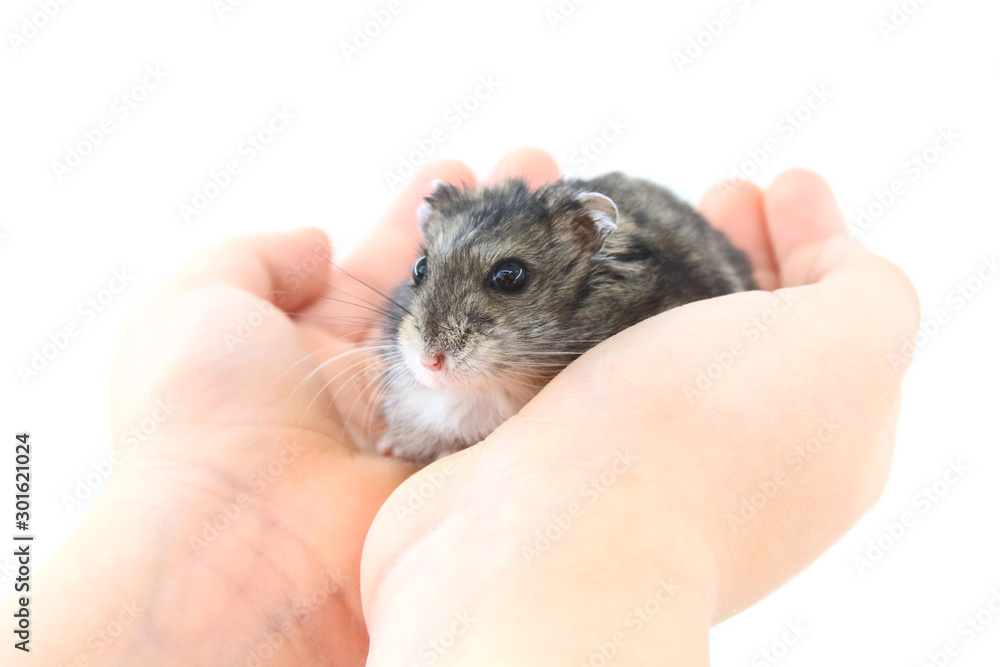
xmin=564 ymin=172 xmax=756 ymax=322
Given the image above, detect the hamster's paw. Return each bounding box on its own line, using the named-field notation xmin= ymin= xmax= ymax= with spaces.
xmin=376 ymin=430 xmax=443 ymax=467
xmin=376 ymin=432 xmax=401 ymax=458
xmin=376 ymin=431 xmax=424 ymax=462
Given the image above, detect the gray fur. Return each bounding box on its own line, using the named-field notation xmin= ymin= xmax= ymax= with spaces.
xmin=376 ymin=172 xmax=757 ymax=464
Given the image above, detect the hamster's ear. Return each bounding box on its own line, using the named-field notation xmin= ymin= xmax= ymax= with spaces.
xmin=416 ymin=201 xmax=434 ymax=237
xmin=572 ymin=192 xmax=619 ymax=251
xmin=417 ymin=179 xmax=461 ymax=238
xmin=428 ymin=179 xmax=460 ymax=198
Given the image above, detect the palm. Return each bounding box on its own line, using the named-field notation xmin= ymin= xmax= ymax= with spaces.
xmin=98 ymin=154 xmax=505 ymax=665
xmin=103 ymin=246 xmax=413 ymax=663
xmin=21 ymin=150 xmax=917 ymax=667
xmin=358 ymin=164 xmax=919 ymax=666
xmin=112 ymin=149 xmax=832 ymax=664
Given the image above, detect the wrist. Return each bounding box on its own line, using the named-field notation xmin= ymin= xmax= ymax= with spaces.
xmin=366 ymin=542 xmax=715 ymax=667
xmin=450 ymin=573 xmax=714 ymax=667
xmin=5 ymin=440 xmax=377 ymax=667
xmin=1 ymin=484 xmax=165 ymax=665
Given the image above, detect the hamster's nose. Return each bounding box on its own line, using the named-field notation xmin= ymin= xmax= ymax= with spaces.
xmin=421 ymin=351 xmax=445 ymax=372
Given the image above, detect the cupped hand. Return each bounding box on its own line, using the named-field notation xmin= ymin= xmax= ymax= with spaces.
xmin=10 ymin=148 xmax=919 ymax=667
xmin=360 ymin=159 xmax=921 ymax=665
xmin=14 ymin=149 xmax=558 ymax=666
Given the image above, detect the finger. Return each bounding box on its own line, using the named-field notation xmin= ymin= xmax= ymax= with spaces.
xmin=486 ymin=147 xmax=561 ymax=187
xmin=760 ymin=169 xmax=920 ymax=352
xmin=292 ymin=328 xmax=390 ymax=450
xmin=110 ymin=228 xmax=334 ymax=437
xmin=340 ymin=160 xmax=476 ymax=290
xmin=763 ymin=169 xmax=851 ymax=287
xmin=174 ymin=226 xmax=332 ymax=313
xmin=698 ymin=179 xmax=779 ymax=291
xmin=798 ymin=238 xmax=922 ymax=353
xmin=300 ymin=161 xmax=477 ymax=340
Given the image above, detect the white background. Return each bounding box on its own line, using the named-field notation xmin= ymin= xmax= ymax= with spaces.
xmin=2 ymin=0 xmax=999 ymax=664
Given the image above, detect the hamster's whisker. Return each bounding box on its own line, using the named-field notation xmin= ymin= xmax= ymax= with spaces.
xmin=363 ymin=364 xmax=411 ymax=446
xmin=274 ymin=339 xmax=360 ymax=384
xmin=363 ymin=372 xmax=396 ymax=444
xmin=330 ymin=264 xmax=412 ymax=316
xmin=282 ymin=312 xmax=388 ymax=327
xmin=337 ymin=360 xmax=403 ymax=444
xmin=327 ymin=351 xmax=401 ymax=407
xmin=305 ymin=296 xmax=406 ymax=322
xmin=271 ymin=232 xmax=413 ymax=316
xmin=282 ymin=317 xmax=391 ymax=339
xmin=323 ymin=289 xmax=408 ymax=319
xmin=305 ymin=357 xmax=383 ymax=430
xmin=283 ymin=346 xmax=391 ymax=424
xmin=254 ymin=288 xmax=403 ymax=323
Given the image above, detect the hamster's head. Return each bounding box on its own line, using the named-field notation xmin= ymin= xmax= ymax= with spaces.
xmin=390 ymin=178 xmax=618 ymax=392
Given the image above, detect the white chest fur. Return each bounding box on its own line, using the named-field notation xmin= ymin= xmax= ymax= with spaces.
xmin=390 ymin=382 xmax=534 ymax=453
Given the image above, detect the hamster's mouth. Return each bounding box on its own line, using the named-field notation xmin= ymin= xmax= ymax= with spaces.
xmin=404 ymin=350 xmax=463 ymax=389
xmin=398 ymin=332 xmax=503 ymax=391
xmin=403 ymin=348 xmax=504 ymax=392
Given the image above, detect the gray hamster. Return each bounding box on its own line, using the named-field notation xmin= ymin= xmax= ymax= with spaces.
xmin=375 ymin=172 xmax=756 ymax=464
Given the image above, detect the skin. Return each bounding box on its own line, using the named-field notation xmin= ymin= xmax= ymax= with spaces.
xmin=3 ymin=148 xmax=919 ymax=665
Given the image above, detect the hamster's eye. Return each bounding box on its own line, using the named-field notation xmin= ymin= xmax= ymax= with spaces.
xmin=489 ymin=260 xmax=529 ymax=292
xmin=413 ymin=256 xmax=429 ymax=284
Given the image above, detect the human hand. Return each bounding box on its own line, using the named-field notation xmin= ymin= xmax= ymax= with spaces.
xmin=360 ymin=158 xmax=921 ymax=665
xmin=5 ymin=147 xmax=918 ymax=667
xmin=3 ymin=151 xmax=554 ymax=666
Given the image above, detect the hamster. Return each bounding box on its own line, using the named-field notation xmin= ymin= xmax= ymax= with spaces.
xmin=375 ymin=172 xmax=756 ymax=465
